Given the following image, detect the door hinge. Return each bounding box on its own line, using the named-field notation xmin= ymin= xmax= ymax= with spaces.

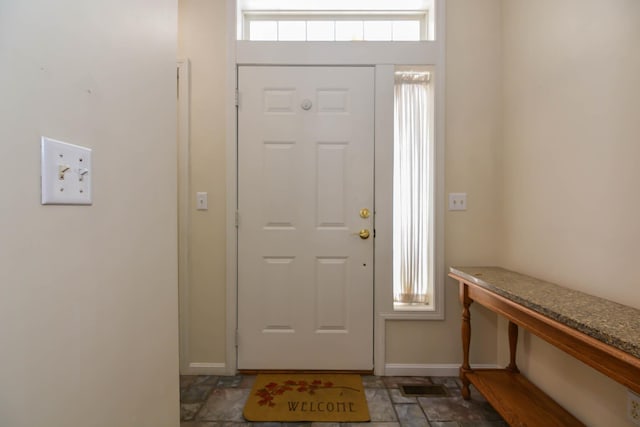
xmin=235 ymin=330 xmax=239 ymax=347
xmin=235 ymin=211 xmax=239 ymax=228
xmin=235 ymin=89 xmax=239 ymax=107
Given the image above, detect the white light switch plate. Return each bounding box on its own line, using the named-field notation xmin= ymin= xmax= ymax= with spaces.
xmin=41 ymin=137 xmax=92 ymax=205
xmin=196 ymin=192 xmax=208 ymax=210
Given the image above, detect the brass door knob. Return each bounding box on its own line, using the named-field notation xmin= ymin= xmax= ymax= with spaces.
xmin=359 ymin=229 xmax=370 ymax=239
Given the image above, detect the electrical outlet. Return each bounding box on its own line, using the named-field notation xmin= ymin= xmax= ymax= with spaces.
xmin=448 ymin=193 xmax=467 ymax=211
xmin=629 ymin=390 xmax=640 ymax=425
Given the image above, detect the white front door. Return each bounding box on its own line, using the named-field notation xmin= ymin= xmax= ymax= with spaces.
xmin=237 ymin=66 xmax=374 ymax=370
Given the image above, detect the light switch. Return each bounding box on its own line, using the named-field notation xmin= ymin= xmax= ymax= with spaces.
xmin=196 ymin=192 xmax=208 ymax=210
xmin=41 ymin=137 xmax=92 ymax=205
xmin=449 ymin=193 xmax=467 ymax=211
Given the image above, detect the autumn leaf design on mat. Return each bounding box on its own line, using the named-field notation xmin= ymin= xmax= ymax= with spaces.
xmin=255 ymin=379 xmax=359 ymax=407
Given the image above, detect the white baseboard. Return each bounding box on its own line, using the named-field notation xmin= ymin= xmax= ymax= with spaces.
xmin=182 ymin=362 xmax=228 ymax=376
xmin=384 ymin=363 xmax=500 ymax=377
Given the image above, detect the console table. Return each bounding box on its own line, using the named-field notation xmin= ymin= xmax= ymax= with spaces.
xmin=449 ymin=266 xmax=640 ymax=426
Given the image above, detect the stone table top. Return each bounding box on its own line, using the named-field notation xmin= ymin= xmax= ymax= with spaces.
xmin=449 ymin=266 xmax=640 ymax=360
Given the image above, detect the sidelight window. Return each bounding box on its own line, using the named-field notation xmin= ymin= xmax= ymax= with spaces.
xmin=393 ymin=68 xmax=434 ymax=310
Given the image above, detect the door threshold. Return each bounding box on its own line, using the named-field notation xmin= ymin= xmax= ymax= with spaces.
xmin=239 ymin=369 xmax=374 ymax=375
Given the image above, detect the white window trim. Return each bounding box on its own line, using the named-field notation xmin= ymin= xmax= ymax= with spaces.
xmin=226 ymin=0 xmax=445 ymax=375
xmin=374 ymin=63 xmax=444 ymax=323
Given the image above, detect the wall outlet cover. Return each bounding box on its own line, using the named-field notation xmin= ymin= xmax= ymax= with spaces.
xmin=448 ymin=192 xmax=467 ymax=211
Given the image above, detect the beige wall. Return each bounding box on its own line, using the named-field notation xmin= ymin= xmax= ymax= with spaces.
xmin=501 ymin=0 xmax=640 ymax=425
xmin=178 ymin=0 xmax=228 ymax=369
xmin=0 ymin=1 xmax=179 ymax=426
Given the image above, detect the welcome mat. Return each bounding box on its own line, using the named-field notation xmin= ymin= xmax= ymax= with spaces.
xmin=243 ymin=374 xmax=370 ymax=422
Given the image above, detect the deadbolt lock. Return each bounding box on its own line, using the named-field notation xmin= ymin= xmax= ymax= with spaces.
xmin=359 ymin=208 xmax=371 ymax=219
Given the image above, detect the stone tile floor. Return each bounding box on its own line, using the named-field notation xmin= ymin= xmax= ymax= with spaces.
xmin=180 ymin=375 xmax=507 ymax=427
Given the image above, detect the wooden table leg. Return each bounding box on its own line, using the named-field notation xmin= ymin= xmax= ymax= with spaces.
xmin=460 ymin=282 xmax=473 ymax=400
xmin=507 ymin=321 xmax=520 ymax=373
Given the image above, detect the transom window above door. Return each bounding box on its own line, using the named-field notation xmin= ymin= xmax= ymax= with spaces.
xmin=237 ymin=0 xmax=435 ymax=41
xmin=246 ymin=15 xmax=425 ymax=41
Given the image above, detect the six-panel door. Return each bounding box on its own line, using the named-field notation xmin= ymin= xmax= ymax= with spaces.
xmin=237 ymin=66 xmax=375 ymax=370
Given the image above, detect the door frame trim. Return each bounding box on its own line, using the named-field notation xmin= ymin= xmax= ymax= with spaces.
xmin=224 ymin=0 xmax=239 ymax=376
xmin=177 ymin=58 xmax=195 ymax=373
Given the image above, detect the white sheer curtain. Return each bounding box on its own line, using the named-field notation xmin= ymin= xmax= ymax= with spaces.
xmin=393 ymin=72 xmax=432 ymax=305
